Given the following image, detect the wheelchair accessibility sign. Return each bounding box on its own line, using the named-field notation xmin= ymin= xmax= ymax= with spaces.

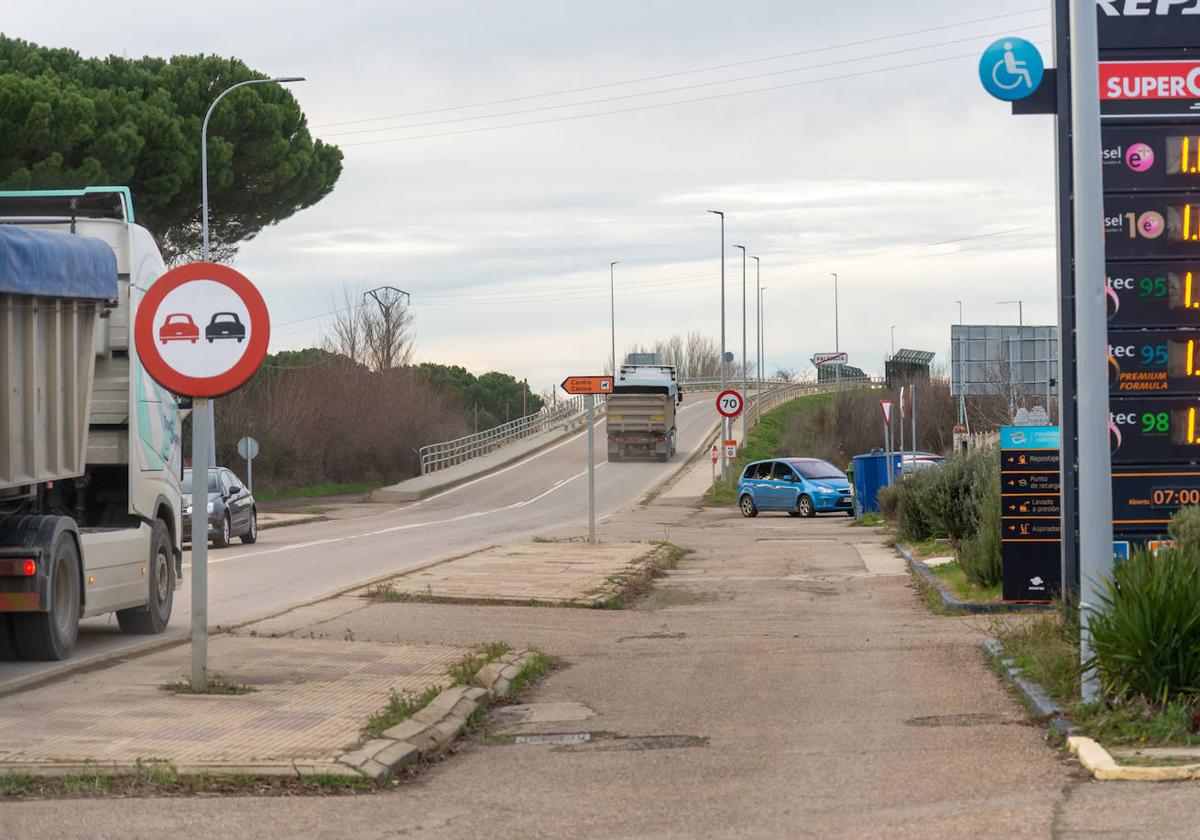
xmin=979 ymin=37 xmax=1044 ymax=102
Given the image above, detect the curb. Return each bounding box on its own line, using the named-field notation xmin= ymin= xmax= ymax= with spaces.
xmin=258 ymin=514 xmax=328 ymax=531
xmin=334 ymin=649 xmax=540 ymax=782
xmin=981 ymin=637 xmax=1076 ymax=738
xmin=1067 ymin=736 xmax=1200 ymax=781
xmin=898 ymin=544 xmax=1053 ymax=614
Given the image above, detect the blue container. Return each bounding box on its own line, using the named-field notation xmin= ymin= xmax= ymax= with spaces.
xmin=851 ymin=451 xmax=900 ymax=515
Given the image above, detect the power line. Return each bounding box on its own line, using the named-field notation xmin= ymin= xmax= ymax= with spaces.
xmin=339 ymin=42 xmax=1051 ymax=147
xmin=314 ymin=6 xmax=1047 ymax=129
xmin=324 ymin=24 xmax=1046 ymax=139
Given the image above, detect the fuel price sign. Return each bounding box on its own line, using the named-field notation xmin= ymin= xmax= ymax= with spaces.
xmin=1104 ymin=194 xmax=1200 ymax=258
xmin=1108 ymin=330 xmax=1200 ymax=395
xmin=1107 ymin=263 xmax=1200 ymax=327
xmin=1102 ymin=125 xmax=1200 ymax=191
xmin=1110 ymin=396 xmax=1200 ymax=463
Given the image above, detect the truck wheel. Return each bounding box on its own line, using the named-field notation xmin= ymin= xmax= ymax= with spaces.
xmin=0 ymin=616 xmax=17 ymax=661
xmin=241 ymin=509 xmax=258 ymax=544
xmin=212 ymin=513 xmax=231 ymax=548
xmin=14 ymin=534 xmax=80 ymax=661
xmin=116 ymin=520 xmax=173 ymax=635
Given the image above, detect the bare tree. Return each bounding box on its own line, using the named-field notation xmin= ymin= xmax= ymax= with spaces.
xmin=324 ymin=283 xmax=369 ymax=366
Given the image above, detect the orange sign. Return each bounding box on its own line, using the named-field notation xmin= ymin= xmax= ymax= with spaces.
xmin=561 ymin=376 xmax=614 ymax=395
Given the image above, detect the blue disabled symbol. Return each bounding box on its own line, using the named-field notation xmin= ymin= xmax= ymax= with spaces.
xmin=979 ymin=37 xmax=1044 ymax=102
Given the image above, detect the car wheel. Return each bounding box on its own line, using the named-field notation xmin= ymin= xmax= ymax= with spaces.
xmin=212 ymin=513 xmax=231 ymax=548
xmin=845 ymin=509 xmax=855 ymax=517
xmin=190 ymin=338 xmax=197 ymax=344
xmin=237 ymin=337 xmax=244 ymax=343
xmin=207 ymin=337 xmax=214 ymax=343
xmin=241 ymin=509 xmax=258 ymax=544
xmin=739 ymin=495 xmax=758 ymax=518
xmin=797 ymin=495 xmax=816 ymax=518
xmin=160 ymin=339 xmax=167 ymax=345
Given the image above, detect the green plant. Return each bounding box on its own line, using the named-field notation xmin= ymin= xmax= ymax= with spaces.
xmin=958 ymin=468 xmax=1003 ymax=588
xmin=359 ymin=686 xmax=442 ymax=741
xmin=449 ymin=643 xmax=512 ymax=686
xmin=876 ymin=486 xmax=900 ymax=521
xmin=994 ymin=613 xmax=1079 ymax=705
xmin=1169 ymin=505 xmax=1200 ymax=554
xmin=507 ymin=652 xmax=557 ymax=697
xmin=895 ymin=468 xmax=944 ymax=542
xmin=1087 ymin=547 xmax=1200 ymax=706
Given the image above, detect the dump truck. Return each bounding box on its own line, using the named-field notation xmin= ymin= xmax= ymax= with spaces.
xmin=0 ymin=188 xmax=182 ymax=661
xmin=606 ymin=361 xmax=682 ymax=462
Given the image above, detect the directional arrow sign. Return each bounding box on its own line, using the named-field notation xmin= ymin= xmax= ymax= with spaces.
xmin=561 ymin=376 xmax=614 ymax=395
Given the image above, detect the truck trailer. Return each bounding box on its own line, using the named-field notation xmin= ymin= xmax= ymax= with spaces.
xmin=0 ymin=188 xmax=182 ymax=660
xmin=606 ymin=362 xmax=682 ymax=462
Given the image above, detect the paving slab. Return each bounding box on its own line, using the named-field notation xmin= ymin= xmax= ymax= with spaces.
xmin=0 ymin=636 xmax=464 ymax=769
xmin=359 ymin=541 xmax=661 ymax=606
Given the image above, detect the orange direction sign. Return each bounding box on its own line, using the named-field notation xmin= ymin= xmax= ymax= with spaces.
xmin=561 ymin=376 xmax=614 ymax=395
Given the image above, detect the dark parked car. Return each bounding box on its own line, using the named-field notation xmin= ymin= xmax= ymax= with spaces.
xmin=737 ymin=458 xmax=854 ymax=518
xmin=181 ymin=467 xmax=257 ymax=547
xmin=205 ymin=312 xmax=246 ymax=343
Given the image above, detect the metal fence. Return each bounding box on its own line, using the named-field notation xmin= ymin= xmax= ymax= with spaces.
xmin=418 ymin=375 xmax=883 ymax=475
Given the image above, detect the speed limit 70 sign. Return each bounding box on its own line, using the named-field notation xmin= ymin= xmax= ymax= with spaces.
xmin=716 ymin=389 xmax=744 ymax=418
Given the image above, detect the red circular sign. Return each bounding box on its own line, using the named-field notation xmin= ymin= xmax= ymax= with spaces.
xmin=134 ymin=262 xmax=270 ymax=398
xmin=716 ymin=389 xmax=744 ymax=418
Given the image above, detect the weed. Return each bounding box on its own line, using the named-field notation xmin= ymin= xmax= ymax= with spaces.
xmin=854 ymin=512 xmax=884 ymax=528
xmin=308 ymin=505 xmax=325 ymax=515
xmin=161 ymin=673 xmax=256 ymax=696
xmin=1070 ymin=697 xmax=1200 ymax=748
xmin=929 ymin=560 xmax=1002 ymax=602
xmin=993 ymin=612 xmax=1078 ymax=706
xmin=344 ymin=628 xmax=355 ymax=642
xmin=449 ymin=643 xmax=512 ymax=686
xmin=359 ymin=686 xmax=442 ymax=742
xmin=507 ymin=651 xmax=558 ymax=697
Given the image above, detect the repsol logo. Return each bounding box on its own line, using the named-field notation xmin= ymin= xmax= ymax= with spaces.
xmin=1098 ymin=0 xmax=1200 ymax=15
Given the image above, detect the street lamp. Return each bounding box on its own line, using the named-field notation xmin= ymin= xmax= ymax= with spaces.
xmin=831 ymin=272 xmax=840 ymax=389
xmin=997 ymin=299 xmax=1024 ymax=326
xmin=760 ymin=286 xmax=768 ymax=424
xmin=707 ymin=210 xmax=727 ymax=480
xmin=610 ymin=261 xmax=619 ymax=376
xmin=192 ymin=73 xmax=303 ymax=690
xmin=751 ymin=256 xmax=761 ymax=423
xmin=734 ymin=244 xmax=748 ymax=442
xmin=955 ymin=299 xmax=964 ymax=325
xmin=890 ymin=324 xmax=898 ymax=357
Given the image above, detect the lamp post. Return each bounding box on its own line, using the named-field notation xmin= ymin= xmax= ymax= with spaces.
xmin=998 ymin=299 xmax=1024 ymax=326
xmin=610 ymin=261 xmax=619 ymax=376
xmin=193 ymin=73 xmax=303 ymax=690
xmin=759 ymin=286 xmax=767 ymax=423
xmin=707 ymin=210 xmax=727 ymax=480
xmin=955 ymin=299 xmax=964 ymax=325
xmin=752 ymin=256 xmax=761 ymax=423
xmin=734 ymin=244 xmax=748 ymax=443
xmin=890 ymin=324 xmax=898 ymax=357
xmin=831 ymin=272 xmax=840 ymax=390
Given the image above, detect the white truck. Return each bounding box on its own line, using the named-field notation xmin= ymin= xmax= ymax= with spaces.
xmin=606 ymin=359 xmax=683 ymax=462
xmin=0 ymin=187 xmax=182 ymax=660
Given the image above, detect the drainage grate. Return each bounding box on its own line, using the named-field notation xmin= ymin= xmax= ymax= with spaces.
xmin=514 ymin=732 xmax=593 ymax=745
xmin=905 ymin=713 xmax=1013 ymax=727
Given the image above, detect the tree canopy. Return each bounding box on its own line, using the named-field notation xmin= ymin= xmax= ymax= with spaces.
xmin=0 ymin=36 xmax=342 ymax=263
xmin=418 ymin=364 xmax=544 ymax=431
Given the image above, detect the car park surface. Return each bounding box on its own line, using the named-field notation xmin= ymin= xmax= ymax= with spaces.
xmin=737 ymin=457 xmax=854 ymax=518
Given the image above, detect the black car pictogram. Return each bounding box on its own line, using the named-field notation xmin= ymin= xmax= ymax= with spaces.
xmin=205 ymin=312 xmax=246 ymax=343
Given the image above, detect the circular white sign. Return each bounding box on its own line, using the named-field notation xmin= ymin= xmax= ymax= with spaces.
xmin=716 ymin=389 xmax=744 ymax=418
xmin=237 ymin=436 xmax=260 ymax=460
xmin=152 ymin=279 xmax=253 ymax=379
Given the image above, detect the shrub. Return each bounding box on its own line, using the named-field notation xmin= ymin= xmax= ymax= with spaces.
xmin=958 ymin=470 xmax=1003 ymax=587
xmin=877 ymin=486 xmax=900 ymax=521
xmin=896 ymin=468 xmax=945 ymax=542
xmin=1087 ymin=547 xmax=1200 ymax=706
xmin=1168 ymin=505 xmax=1200 ymax=554
xmin=939 ymin=448 xmax=997 ymax=544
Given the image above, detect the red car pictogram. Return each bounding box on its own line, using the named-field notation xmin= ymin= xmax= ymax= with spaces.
xmin=159 ymin=313 xmax=200 ymax=344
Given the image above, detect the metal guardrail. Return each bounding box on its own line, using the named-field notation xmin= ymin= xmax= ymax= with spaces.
xmin=419 ymin=395 xmax=601 ymax=474
xmin=418 ymin=375 xmax=883 ymax=475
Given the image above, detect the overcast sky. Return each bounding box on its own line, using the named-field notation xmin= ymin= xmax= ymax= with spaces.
xmin=8 ymin=0 xmax=1057 ymax=391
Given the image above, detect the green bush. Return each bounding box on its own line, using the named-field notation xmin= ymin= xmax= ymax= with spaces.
xmin=877 ymin=486 xmax=899 ymax=521
xmin=958 ymin=468 xmax=1003 ymax=587
xmin=1087 ymin=547 xmax=1200 ymax=706
xmin=896 ymin=468 xmax=945 ymax=542
xmin=939 ymin=449 xmax=997 ymax=544
xmin=1168 ymin=506 xmax=1200 ymax=554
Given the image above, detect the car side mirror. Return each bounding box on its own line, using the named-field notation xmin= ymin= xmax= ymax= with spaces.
xmin=228 ymin=485 xmax=242 ymax=495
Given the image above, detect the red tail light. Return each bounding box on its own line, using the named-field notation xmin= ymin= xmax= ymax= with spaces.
xmin=0 ymin=559 xmax=36 ymax=576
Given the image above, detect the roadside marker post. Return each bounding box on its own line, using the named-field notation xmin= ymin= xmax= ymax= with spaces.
xmin=133 ymin=262 xmax=270 ymax=690
xmin=561 ymin=376 xmax=615 ymax=544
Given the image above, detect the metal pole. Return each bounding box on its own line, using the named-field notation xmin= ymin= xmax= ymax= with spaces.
xmin=832 ymin=273 xmax=840 ymax=391
xmin=201 ymin=75 xmax=303 ymax=475
xmin=890 ymin=324 xmax=897 ymax=357
xmin=956 ymin=300 xmax=963 ymax=325
xmin=1069 ymin=0 xmax=1113 ymax=702
xmin=708 ymin=210 xmax=726 ymax=481
xmin=911 ymin=382 xmax=917 ymax=465
xmin=610 ymin=261 xmax=619 ymax=375
xmin=246 ymin=451 xmax=252 ymax=492
xmin=586 ymin=394 xmax=596 ymax=543
xmin=190 ymin=397 xmax=210 ymax=689
xmin=735 ymin=245 xmax=748 ymax=443
xmin=898 ymin=386 xmax=905 ymax=464
xmin=885 ymin=413 xmax=894 ymax=487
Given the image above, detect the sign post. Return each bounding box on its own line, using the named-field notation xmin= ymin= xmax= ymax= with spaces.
xmin=237 ymin=436 xmax=259 ymax=492
xmin=133 ymin=262 xmax=270 ymax=690
xmin=716 ymin=390 xmax=744 ymax=483
xmin=880 ymin=399 xmax=895 ymax=486
xmin=561 ymin=375 xmax=614 ymax=543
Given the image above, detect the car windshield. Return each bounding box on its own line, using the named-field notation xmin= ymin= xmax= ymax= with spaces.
xmin=790 ymin=459 xmax=845 ymax=480
xmin=180 ymin=469 xmax=220 ymax=494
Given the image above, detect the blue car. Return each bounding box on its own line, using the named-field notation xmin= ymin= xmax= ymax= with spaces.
xmin=737 ymin=458 xmax=854 ymax=518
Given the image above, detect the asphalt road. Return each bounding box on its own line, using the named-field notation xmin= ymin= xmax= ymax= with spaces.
xmin=0 ymin=392 xmax=724 ymax=690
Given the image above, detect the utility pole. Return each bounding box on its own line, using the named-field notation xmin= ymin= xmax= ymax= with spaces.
xmin=364 ymin=286 xmax=412 ymax=370
xmin=752 ymin=256 xmax=761 ymax=424
xmin=708 ymin=210 xmax=728 ymax=481
xmin=831 ymin=273 xmax=841 ymax=391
